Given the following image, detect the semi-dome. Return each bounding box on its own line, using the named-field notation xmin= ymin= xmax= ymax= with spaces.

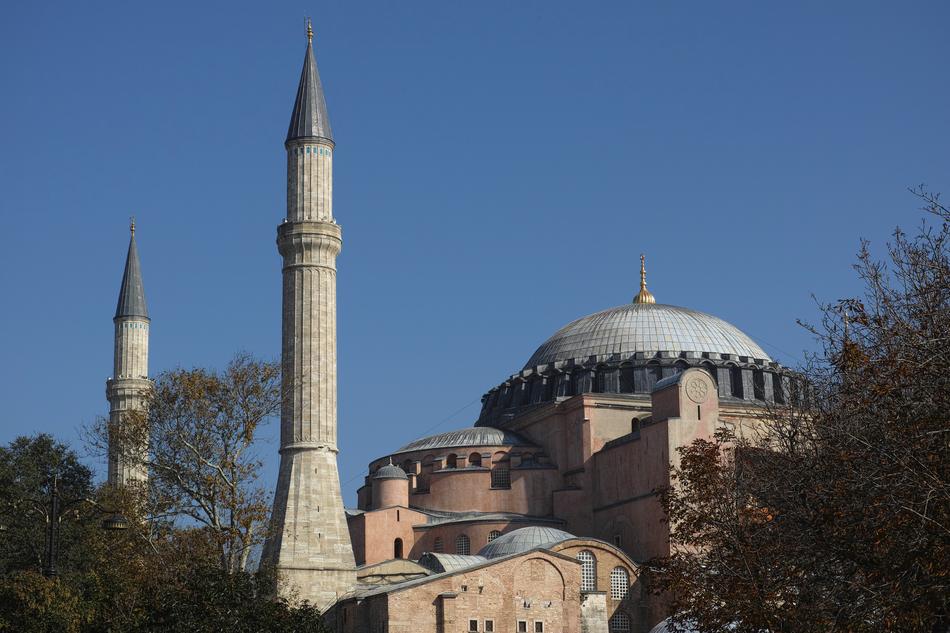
xmin=478 ymin=526 xmax=574 ymax=558
xmin=395 ymin=427 xmax=536 ymax=454
xmin=525 ymin=302 xmax=769 ymax=368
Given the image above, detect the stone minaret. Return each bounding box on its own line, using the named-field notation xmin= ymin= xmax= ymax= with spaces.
xmin=262 ymin=22 xmax=356 ymax=609
xmin=106 ymin=221 xmax=150 ymax=486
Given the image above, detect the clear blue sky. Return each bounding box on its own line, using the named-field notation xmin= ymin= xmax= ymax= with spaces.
xmin=1 ymin=1 xmax=948 ymax=503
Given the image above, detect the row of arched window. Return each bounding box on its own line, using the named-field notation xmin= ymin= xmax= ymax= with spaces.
xmin=577 ymin=550 xmax=630 ymax=600
xmin=481 ymin=361 xmax=793 ymax=418
xmin=427 ymin=530 xmax=503 ymax=556
xmin=405 ymin=452 xmax=524 ymax=492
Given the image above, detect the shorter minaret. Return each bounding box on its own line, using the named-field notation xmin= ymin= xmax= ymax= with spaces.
xmin=633 ymin=253 xmax=656 ymax=304
xmin=106 ymin=220 xmax=151 ymax=486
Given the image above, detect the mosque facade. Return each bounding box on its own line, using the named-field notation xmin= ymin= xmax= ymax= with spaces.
xmin=106 ymin=27 xmax=790 ymax=633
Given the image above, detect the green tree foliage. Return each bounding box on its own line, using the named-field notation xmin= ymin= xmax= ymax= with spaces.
xmin=651 ymin=190 xmax=950 ymax=633
xmin=0 ymin=356 xmax=326 ymax=632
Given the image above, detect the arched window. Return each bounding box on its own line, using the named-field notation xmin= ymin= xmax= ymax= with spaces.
xmin=577 ymin=550 xmax=597 ymax=591
xmin=418 ymin=455 xmax=434 ymax=492
xmin=520 ymin=452 xmax=534 ymax=467
xmin=394 ymin=538 xmax=403 ymax=559
xmin=647 ymin=363 xmax=662 ymax=389
xmin=730 ymin=366 xmax=743 ymax=398
xmin=610 ymin=567 xmax=629 ymax=600
xmin=631 ymin=418 xmax=641 ymax=438
xmin=445 ymin=453 xmax=457 ymax=469
xmin=619 ymin=364 xmax=635 ymax=392
xmin=609 ymin=612 xmax=631 ymax=632
xmin=491 ymin=453 xmax=510 ymax=489
xmin=455 ymin=534 xmax=470 ymax=555
xmin=773 ymin=373 xmax=786 ymax=404
xmin=753 ymin=369 xmax=765 ymax=400
xmin=433 ymin=537 xmax=444 ymax=553
xmin=487 ymin=530 xmax=501 ymax=543
xmin=468 ymin=452 xmax=482 ymax=467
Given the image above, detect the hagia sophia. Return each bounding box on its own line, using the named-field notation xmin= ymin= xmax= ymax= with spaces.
xmin=105 ymin=23 xmax=791 ymax=633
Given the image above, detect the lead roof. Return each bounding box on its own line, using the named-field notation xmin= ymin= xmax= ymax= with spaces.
xmin=115 ymin=232 xmax=148 ymax=320
xmin=286 ymin=40 xmax=333 ymax=144
xmin=525 ymin=303 xmax=769 ymax=368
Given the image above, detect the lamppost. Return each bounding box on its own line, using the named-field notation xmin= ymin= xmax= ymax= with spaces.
xmin=41 ymin=474 xmax=129 ymax=578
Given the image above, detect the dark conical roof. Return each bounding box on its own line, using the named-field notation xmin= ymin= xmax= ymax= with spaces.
xmin=115 ymin=229 xmax=148 ymax=320
xmin=286 ymin=39 xmax=333 ymax=144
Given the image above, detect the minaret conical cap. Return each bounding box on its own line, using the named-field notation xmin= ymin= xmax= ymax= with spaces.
xmin=286 ymin=21 xmax=333 ymax=144
xmin=115 ymin=220 xmax=148 ymax=320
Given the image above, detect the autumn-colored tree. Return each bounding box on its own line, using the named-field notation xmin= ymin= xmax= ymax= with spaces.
xmin=89 ymin=352 xmax=281 ymax=573
xmin=651 ymin=189 xmax=950 ymax=633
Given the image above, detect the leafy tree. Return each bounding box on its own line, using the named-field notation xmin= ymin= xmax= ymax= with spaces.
xmin=651 ymin=189 xmax=950 ymax=633
xmin=0 ymin=434 xmax=96 ymax=575
xmin=89 ymin=352 xmax=281 ymax=573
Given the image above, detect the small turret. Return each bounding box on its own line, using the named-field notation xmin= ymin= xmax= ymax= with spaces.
xmin=373 ymin=459 xmax=410 ymax=509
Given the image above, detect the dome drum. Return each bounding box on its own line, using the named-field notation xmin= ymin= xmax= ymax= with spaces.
xmin=477 ymin=352 xmax=792 ymax=427
xmin=476 ymin=301 xmax=793 ymax=427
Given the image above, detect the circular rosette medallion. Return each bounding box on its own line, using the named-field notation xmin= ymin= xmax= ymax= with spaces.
xmin=686 ymin=377 xmax=709 ymax=404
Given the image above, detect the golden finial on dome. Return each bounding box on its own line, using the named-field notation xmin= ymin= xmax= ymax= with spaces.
xmin=633 ymin=253 xmax=656 ymax=304
xmin=306 ymin=17 xmax=313 ymax=44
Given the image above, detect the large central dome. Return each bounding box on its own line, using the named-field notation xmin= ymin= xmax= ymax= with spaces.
xmin=525 ymin=302 xmax=769 ymax=368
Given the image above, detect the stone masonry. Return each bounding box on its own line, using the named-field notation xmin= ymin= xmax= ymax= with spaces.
xmin=261 ymin=30 xmax=356 ymax=610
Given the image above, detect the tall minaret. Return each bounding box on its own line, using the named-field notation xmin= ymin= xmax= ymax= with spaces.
xmin=262 ymin=21 xmax=356 ymax=609
xmin=106 ymin=220 xmax=150 ymax=486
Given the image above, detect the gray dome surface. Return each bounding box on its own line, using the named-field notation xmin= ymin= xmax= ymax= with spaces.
xmin=395 ymin=427 xmax=536 ymax=454
xmin=374 ymin=463 xmax=408 ymax=480
xmin=478 ymin=526 xmax=574 ymax=558
xmin=525 ymin=303 xmax=769 ymax=368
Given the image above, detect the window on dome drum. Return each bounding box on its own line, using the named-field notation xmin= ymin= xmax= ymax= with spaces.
xmin=774 ymin=375 xmax=786 ymax=404
xmin=702 ymin=363 xmax=718 ymax=386
xmin=609 ymin=612 xmax=631 ymax=632
xmin=433 ymin=537 xmax=444 ymax=553
xmin=619 ymin=364 xmax=635 ymax=392
xmin=610 ymin=567 xmax=629 ymax=600
xmin=647 ymin=363 xmax=662 ymax=388
xmin=631 ymin=418 xmax=641 ymax=439
xmin=468 ymin=452 xmax=482 ymax=467
xmin=491 ymin=456 xmax=511 ymax=489
xmin=578 ymin=550 xmax=597 ymax=591
xmin=753 ymin=369 xmax=766 ymax=400
xmin=488 ymin=530 xmax=501 ymax=543
xmin=446 ymin=453 xmax=457 ymax=469
xmin=520 ymin=452 xmax=534 ymax=467
xmin=456 ymin=534 xmax=471 ymax=555
xmin=730 ymin=366 xmax=743 ymax=398
xmin=393 ymin=538 xmax=403 ymax=559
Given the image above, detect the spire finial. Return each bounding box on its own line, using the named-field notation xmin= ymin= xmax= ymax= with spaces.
xmin=130 ymin=216 xmax=136 ymax=236
xmin=633 ymin=253 xmax=656 ymax=304
xmin=306 ymin=17 xmax=313 ymax=44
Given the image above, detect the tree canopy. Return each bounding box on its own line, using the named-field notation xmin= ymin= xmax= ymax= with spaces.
xmin=651 ymin=190 xmax=950 ymax=632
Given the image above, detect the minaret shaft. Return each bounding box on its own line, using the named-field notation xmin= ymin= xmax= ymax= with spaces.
xmin=263 ymin=34 xmax=355 ymax=609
